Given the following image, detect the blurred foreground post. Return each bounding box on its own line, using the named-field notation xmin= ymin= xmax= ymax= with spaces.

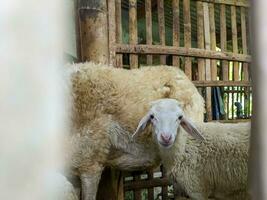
xmin=249 ymin=1 xmax=267 ymax=199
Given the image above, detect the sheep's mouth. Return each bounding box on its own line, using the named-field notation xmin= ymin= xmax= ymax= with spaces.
xmin=158 ymin=141 xmax=173 ymax=148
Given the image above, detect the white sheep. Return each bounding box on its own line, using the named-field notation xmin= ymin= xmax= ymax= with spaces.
xmin=134 ymin=99 xmax=250 ymax=200
xmin=65 ymin=62 xmax=205 ymax=200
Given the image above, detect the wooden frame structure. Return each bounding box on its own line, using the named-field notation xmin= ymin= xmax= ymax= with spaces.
xmin=75 ymin=0 xmax=251 ymax=199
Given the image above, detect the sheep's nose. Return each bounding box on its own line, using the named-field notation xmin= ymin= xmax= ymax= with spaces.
xmin=160 ymin=134 xmax=172 ymax=143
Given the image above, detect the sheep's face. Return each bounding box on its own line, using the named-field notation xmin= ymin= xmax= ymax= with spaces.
xmin=133 ymin=99 xmax=204 ymax=148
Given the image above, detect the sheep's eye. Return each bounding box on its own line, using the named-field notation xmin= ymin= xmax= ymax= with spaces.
xmin=150 ymin=114 xmax=154 ymax=119
xmin=178 ymin=115 xmax=183 ymax=120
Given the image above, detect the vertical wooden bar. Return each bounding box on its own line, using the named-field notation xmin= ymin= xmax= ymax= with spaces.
xmin=241 ymin=7 xmax=249 ymax=81
xmin=209 ymin=4 xmax=217 ymax=81
xmin=134 ymin=174 xmax=141 ymax=200
xmin=157 ymin=0 xmax=166 ymax=65
xmin=161 ymin=166 xmax=168 ymax=199
xmin=146 ymin=0 xmax=153 ymax=65
xmin=129 ymin=0 xmax=138 ymax=68
xmin=231 ymin=87 xmax=234 ymax=119
xmin=197 ymin=1 xmax=205 ymax=81
xmin=74 ymin=0 xmax=82 ymax=62
xmin=108 ymin=0 xmax=116 ymax=67
xmin=183 ymin=0 xmax=192 ymax=79
xmin=231 ymin=6 xmax=239 ymax=81
xmin=116 ymin=0 xmax=123 ymax=68
xmin=172 ymin=0 xmax=180 ymax=67
xmin=220 ymin=4 xmax=228 ymax=81
xmin=227 ymin=87 xmax=230 ymax=119
xmin=147 ymin=170 xmax=154 ymax=199
xmin=203 ymin=2 xmax=212 ymax=121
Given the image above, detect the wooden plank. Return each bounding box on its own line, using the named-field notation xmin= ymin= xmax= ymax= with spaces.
xmin=231 ymin=6 xmax=239 ymax=81
xmin=161 ymin=166 xmax=168 ymax=199
xmin=203 ymin=2 xmax=212 ymax=121
xmin=108 ymin=0 xmax=116 ymax=67
xmin=183 ymin=0 xmax=192 ymax=79
xmin=115 ymin=0 xmax=123 ymax=68
xmin=172 ymin=0 xmax=180 ymax=67
xmin=217 ymin=119 xmax=251 ymax=123
xmin=193 ymin=80 xmax=251 ymax=87
xmin=124 ymin=177 xmax=171 ymax=190
xmin=209 ymin=3 xmax=217 ymax=81
xmin=147 ymin=170 xmax=154 ymax=199
xmin=116 ymin=44 xmax=252 ymax=62
xmin=241 ymin=7 xmax=249 ymax=81
xmin=134 ymin=174 xmax=141 ymax=200
xmin=192 ymin=0 xmax=250 ymax=7
xmin=74 ymin=0 xmax=82 ymax=62
xmin=157 ymin=0 xmax=166 ymax=65
xmin=129 ymin=0 xmax=138 ymax=68
xmin=145 ymin=0 xmax=153 ymax=65
xmin=220 ymin=4 xmax=229 ymax=81
xmin=197 ymin=1 xmax=205 ymax=81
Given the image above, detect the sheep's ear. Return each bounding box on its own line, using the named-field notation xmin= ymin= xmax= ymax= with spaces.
xmin=180 ymin=117 xmax=205 ymax=141
xmin=132 ymin=113 xmax=151 ymax=138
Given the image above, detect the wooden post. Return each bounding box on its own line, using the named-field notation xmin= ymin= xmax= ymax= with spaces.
xmin=209 ymin=4 xmax=217 ymax=81
xmin=157 ymin=0 xmax=166 ymax=65
xmin=184 ymin=0 xmax=192 ymax=79
xmin=79 ymin=0 xmax=109 ymax=64
xmin=197 ymin=1 xmax=205 ymax=81
xmin=231 ymin=6 xmax=239 ymax=81
xmin=129 ymin=0 xmax=138 ymax=68
xmin=172 ymin=0 xmax=180 ymax=67
xmin=241 ymin=7 xmax=249 ymax=81
xmin=203 ymin=2 xmax=212 ymax=121
xmin=146 ymin=0 xmax=153 ymax=65
xmin=116 ymin=0 xmax=123 ymax=68
xmin=220 ymin=4 xmax=229 ymax=81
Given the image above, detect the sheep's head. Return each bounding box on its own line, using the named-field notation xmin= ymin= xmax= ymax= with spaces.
xmin=133 ymin=99 xmax=205 ymax=148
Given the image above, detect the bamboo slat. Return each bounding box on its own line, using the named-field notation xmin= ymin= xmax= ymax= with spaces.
xmin=145 ymin=0 xmax=153 ymax=65
xmin=161 ymin=166 xmax=168 ymax=199
xmin=184 ymin=0 xmax=192 ymax=79
xmin=172 ymin=0 xmax=180 ymax=67
xmin=241 ymin=7 xmax=249 ymax=81
xmin=108 ymin=0 xmax=116 ymax=66
xmin=129 ymin=0 xmax=138 ymax=68
xmin=115 ymin=0 xmax=123 ymax=67
xmin=147 ymin=170 xmax=154 ymax=199
xmin=157 ymin=0 xmax=166 ymax=65
xmin=124 ymin=178 xmax=171 ymax=190
xmin=116 ymin=44 xmax=252 ymax=62
xmin=209 ymin=4 xmax=217 ymax=81
xmin=193 ymin=80 xmax=251 ymax=87
xmin=203 ymin=2 xmax=212 ymax=121
xmin=197 ymin=1 xmax=205 ymax=81
xmin=220 ymin=4 xmax=229 ymax=81
xmin=231 ymin=6 xmax=239 ymax=81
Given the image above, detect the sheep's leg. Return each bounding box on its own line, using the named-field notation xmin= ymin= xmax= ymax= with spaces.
xmin=80 ymin=168 xmax=103 ymax=200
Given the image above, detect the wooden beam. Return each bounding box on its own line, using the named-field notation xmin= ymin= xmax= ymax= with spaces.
xmin=124 ymin=177 xmax=171 ymax=190
xmin=192 ymin=0 xmax=250 ymax=7
xmin=209 ymin=3 xmax=217 ymax=81
xmin=193 ymin=80 xmax=251 ymax=87
xmin=241 ymin=7 xmax=249 ymax=81
xmin=115 ymin=44 xmax=252 ymax=62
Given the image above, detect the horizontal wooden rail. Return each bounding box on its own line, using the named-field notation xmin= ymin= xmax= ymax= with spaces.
xmin=124 ymin=177 xmax=171 ymax=190
xmin=193 ymin=81 xmax=251 ymax=87
xmin=192 ymin=0 xmax=250 ymax=7
xmin=115 ymin=44 xmax=251 ymax=62
xmin=217 ymin=119 xmax=251 ymax=123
